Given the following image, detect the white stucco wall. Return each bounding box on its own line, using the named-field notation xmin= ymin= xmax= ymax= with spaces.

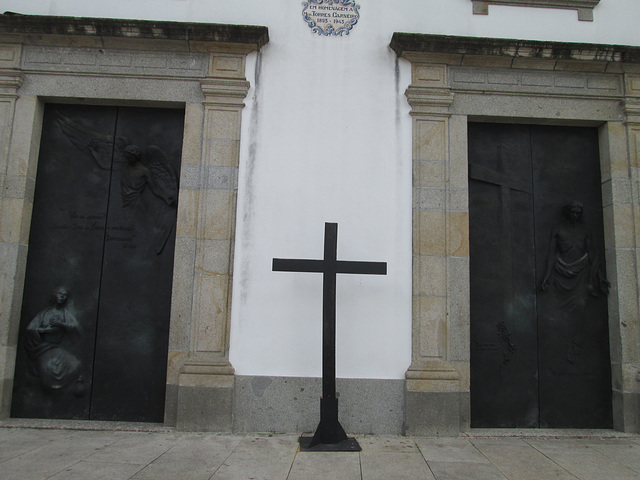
xmin=2 ymin=0 xmax=638 ymax=379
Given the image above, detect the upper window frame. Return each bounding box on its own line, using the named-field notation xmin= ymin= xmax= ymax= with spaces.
xmin=471 ymin=0 xmax=601 ymax=21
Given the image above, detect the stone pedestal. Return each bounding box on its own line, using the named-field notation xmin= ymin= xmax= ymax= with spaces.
xmin=175 ymin=360 xmax=235 ymax=431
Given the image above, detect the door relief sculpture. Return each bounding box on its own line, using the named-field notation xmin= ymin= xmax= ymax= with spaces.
xmin=12 ymin=104 xmax=184 ymax=422
xmin=469 ymin=123 xmax=612 ymax=428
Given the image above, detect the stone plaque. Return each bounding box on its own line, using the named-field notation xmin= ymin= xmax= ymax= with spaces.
xmin=302 ymin=0 xmax=360 ymax=36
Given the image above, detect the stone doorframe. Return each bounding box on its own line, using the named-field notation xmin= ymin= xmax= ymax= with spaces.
xmin=0 ymin=15 xmax=268 ymax=430
xmin=391 ymin=34 xmax=640 ymax=435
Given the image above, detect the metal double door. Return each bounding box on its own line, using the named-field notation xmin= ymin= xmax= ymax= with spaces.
xmin=469 ymin=122 xmax=612 ymax=428
xmin=11 ymin=104 xmax=184 ymax=422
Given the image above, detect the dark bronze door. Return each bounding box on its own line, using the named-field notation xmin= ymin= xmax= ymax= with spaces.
xmin=469 ymin=122 xmax=612 ymax=428
xmin=11 ymin=104 xmax=184 ymax=422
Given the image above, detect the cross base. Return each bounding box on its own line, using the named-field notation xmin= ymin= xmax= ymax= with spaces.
xmin=299 ymin=436 xmax=361 ymax=452
xmin=298 ymin=397 xmax=362 ymax=452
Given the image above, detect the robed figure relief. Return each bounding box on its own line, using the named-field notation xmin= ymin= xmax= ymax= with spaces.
xmin=25 ymin=287 xmax=84 ymax=392
xmin=469 ymin=123 xmax=612 ymax=429
xmin=541 ymin=201 xmax=609 ymax=364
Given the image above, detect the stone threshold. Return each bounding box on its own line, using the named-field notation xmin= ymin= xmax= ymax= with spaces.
xmin=1 ymin=419 xmax=637 ymax=439
xmin=465 ymin=428 xmax=639 ymax=438
xmin=0 ymin=418 xmax=174 ymax=432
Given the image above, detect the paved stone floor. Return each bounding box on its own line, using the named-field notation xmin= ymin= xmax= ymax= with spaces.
xmin=1 ymin=423 xmax=640 ymax=479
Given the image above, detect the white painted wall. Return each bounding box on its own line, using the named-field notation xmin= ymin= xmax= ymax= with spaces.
xmin=3 ymin=0 xmax=638 ymax=379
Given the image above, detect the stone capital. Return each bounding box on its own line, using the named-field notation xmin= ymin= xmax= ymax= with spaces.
xmin=0 ymin=69 xmax=24 ymax=96
xmin=406 ymin=86 xmax=454 ymax=117
xmin=624 ymin=99 xmax=640 ymax=125
xmin=200 ymin=78 xmax=250 ymax=107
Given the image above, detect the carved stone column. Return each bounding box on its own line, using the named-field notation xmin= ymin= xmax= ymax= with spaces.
xmin=0 ymin=43 xmax=29 ymax=417
xmin=173 ymin=54 xmax=250 ymax=431
xmin=403 ymin=60 xmax=469 ymax=435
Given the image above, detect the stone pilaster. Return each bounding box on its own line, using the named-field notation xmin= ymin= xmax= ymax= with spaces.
xmin=609 ymin=78 xmax=640 ymax=432
xmin=404 ymin=62 xmax=468 ymax=435
xmin=0 ymin=42 xmax=30 ymax=418
xmin=173 ymin=53 xmax=249 ymax=431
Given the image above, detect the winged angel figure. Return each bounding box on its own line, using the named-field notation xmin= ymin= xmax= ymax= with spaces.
xmin=56 ymin=113 xmax=179 ymax=255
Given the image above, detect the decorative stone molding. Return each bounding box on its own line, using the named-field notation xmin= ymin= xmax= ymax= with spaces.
xmin=0 ymin=15 xmax=268 ymax=431
xmin=0 ymin=57 xmax=27 ymax=418
xmin=174 ymin=56 xmax=251 ymax=431
xmin=21 ymin=45 xmax=209 ymax=77
xmin=402 ymin=60 xmax=467 ymax=435
xmin=0 ymin=44 xmax=24 ymax=96
xmin=0 ymin=15 xmax=269 ymax=52
xmin=200 ymin=78 xmax=251 ymax=106
xmin=405 ymin=88 xmax=455 ymax=116
xmin=393 ymin=32 xmax=640 ymax=434
xmin=625 ymin=75 xmax=640 ymax=123
xmin=471 ymin=0 xmax=601 ymax=21
xmin=391 ymin=33 xmax=640 ymax=68
xmin=0 ymin=70 xmax=23 ymax=95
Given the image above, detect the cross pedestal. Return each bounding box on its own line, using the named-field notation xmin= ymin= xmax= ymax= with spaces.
xmin=273 ymin=222 xmax=387 ymax=451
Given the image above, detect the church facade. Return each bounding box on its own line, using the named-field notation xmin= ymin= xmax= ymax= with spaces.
xmin=1 ymin=0 xmax=639 ymax=435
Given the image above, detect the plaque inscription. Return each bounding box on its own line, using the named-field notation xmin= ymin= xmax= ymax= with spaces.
xmin=302 ymin=0 xmax=360 ymax=37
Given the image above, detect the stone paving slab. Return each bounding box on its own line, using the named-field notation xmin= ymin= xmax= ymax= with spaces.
xmin=415 ymin=437 xmax=492 ymax=464
xmin=210 ymin=435 xmax=298 ymax=480
xmin=428 ymin=461 xmax=508 ymax=480
xmin=131 ymin=434 xmax=243 ymax=480
xmin=588 ymin=439 xmax=640 ymax=473
xmin=360 ymin=452 xmax=435 ymax=480
xmin=287 ymin=452 xmax=361 ymax=480
xmin=1 ymin=427 xmax=640 ymax=480
xmin=47 ymin=461 xmax=144 ymax=480
xmin=471 ymin=440 xmax=577 ymax=480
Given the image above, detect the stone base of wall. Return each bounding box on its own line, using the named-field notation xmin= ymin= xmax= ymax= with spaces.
xmin=0 ymin=15 xmax=267 ymax=428
xmin=405 ymin=390 xmax=469 ymax=436
xmin=613 ymin=391 xmax=640 ymax=433
xmin=175 ymin=377 xmax=234 ymax=432
xmin=233 ymin=376 xmax=405 ymax=435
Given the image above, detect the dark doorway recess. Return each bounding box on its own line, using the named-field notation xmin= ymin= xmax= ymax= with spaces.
xmin=11 ymin=104 xmax=184 ymax=422
xmin=469 ymin=122 xmax=612 ymax=429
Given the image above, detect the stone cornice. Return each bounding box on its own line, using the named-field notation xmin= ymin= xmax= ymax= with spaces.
xmin=0 ymin=14 xmax=269 ymax=53
xmin=390 ymin=33 xmax=640 ymax=69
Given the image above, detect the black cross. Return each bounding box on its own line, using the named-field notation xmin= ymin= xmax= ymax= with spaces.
xmin=272 ymin=222 xmax=387 ymax=450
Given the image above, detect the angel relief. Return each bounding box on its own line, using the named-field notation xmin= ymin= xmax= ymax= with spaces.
xmin=56 ymin=112 xmax=179 ymax=254
xmin=120 ymin=144 xmax=178 ymax=254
